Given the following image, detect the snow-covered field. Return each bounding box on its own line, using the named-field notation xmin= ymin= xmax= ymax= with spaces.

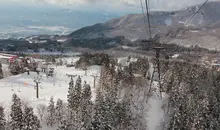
xmin=0 ymin=58 xmax=101 ymax=111
xmin=0 ymin=56 xmax=168 ymax=130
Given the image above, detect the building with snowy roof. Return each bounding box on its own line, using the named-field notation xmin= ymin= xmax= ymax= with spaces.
xmin=0 ymin=53 xmax=18 ymax=64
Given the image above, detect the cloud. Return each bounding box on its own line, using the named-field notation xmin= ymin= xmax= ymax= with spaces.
xmin=32 ymin=0 xmax=215 ymax=10
xmin=3 ymin=0 xmax=217 ymax=11
xmin=149 ymin=0 xmax=208 ymax=10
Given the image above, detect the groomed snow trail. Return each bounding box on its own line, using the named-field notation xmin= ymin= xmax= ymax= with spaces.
xmin=146 ymin=63 xmax=167 ymax=130
xmin=147 ymin=95 xmax=166 ymax=130
xmin=0 ymin=59 xmax=101 ymax=111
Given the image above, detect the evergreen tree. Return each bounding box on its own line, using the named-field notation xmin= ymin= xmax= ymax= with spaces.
xmin=81 ymin=83 xmax=92 ymax=129
xmin=10 ymin=94 xmax=23 ymax=130
xmin=92 ymin=81 xmax=119 ymax=130
xmin=74 ymin=76 xmax=82 ymax=109
xmin=67 ymin=110 xmax=82 ymax=130
xmin=193 ymin=98 xmax=210 ymax=130
xmin=73 ymin=77 xmax=83 ymax=129
xmin=46 ymin=97 xmax=56 ymax=127
xmin=104 ymin=85 xmax=117 ymax=129
xmin=166 ymin=71 xmax=192 ymax=130
xmin=66 ymin=81 xmax=75 ymax=130
xmin=57 ymin=116 xmax=69 ymax=130
xmin=56 ymin=99 xmax=65 ymax=122
xmin=114 ymin=95 xmax=133 ymax=129
xmin=207 ymin=71 xmax=220 ymax=129
xmin=0 ymin=106 xmax=6 ymax=130
xmin=22 ymin=106 xmax=40 ymax=130
xmin=67 ymin=78 xmax=74 ymax=109
xmin=68 ymin=76 xmax=82 ymax=111
xmin=92 ymin=88 xmax=106 ymax=130
xmin=66 ymin=76 xmax=83 ymax=130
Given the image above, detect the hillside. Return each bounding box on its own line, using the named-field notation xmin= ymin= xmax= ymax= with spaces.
xmin=69 ymin=1 xmax=220 ymax=49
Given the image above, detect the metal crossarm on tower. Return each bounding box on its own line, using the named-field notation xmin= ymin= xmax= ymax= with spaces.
xmin=66 ymin=74 xmax=77 ymax=86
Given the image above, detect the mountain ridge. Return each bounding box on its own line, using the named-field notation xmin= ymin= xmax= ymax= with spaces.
xmin=69 ymin=1 xmax=220 ymax=41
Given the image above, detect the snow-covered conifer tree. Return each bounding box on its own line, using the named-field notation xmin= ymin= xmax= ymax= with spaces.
xmin=66 ymin=76 xmax=83 ymax=130
xmin=0 ymin=106 xmax=6 ymax=130
xmin=56 ymin=99 xmax=65 ymax=122
xmin=57 ymin=116 xmax=69 ymax=130
xmin=74 ymin=76 xmax=82 ymax=109
xmin=115 ymin=95 xmax=133 ymax=129
xmin=67 ymin=78 xmax=74 ymax=109
xmin=208 ymin=72 xmax=220 ymax=129
xmin=92 ymin=88 xmax=106 ymax=130
xmin=10 ymin=94 xmax=23 ymax=130
xmin=22 ymin=106 xmax=40 ymax=130
xmin=104 ymin=85 xmax=117 ymax=129
xmin=81 ymin=83 xmax=92 ymax=129
xmin=68 ymin=76 xmax=82 ymax=111
xmin=46 ymin=97 xmax=56 ymax=127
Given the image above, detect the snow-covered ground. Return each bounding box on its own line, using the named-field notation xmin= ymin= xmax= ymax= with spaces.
xmin=0 ymin=59 xmax=101 ymax=111
xmin=2 ymin=64 xmax=10 ymax=77
xmin=147 ymin=93 xmax=168 ymax=130
xmin=146 ymin=63 xmax=168 ymax=130
xmin=0 ymin=56 xmax=168 ymax=130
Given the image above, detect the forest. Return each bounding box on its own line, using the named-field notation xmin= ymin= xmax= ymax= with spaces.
xmin=0 ymin=54 xmax=219 ymax=130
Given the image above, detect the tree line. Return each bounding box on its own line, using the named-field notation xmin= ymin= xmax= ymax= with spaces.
xmin=3 ymin=54 xmax=219 ymax=130
xmin=158 ymin=59 xmax=220 ymax=130
xmin=0 ymin=75 xmax=139 ymax=130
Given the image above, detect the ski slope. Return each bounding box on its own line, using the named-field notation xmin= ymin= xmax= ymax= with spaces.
xmin=0 ymin=56 xmax=167 ymax=130
xmin=0 ymin=62 xmax=101 ymax=110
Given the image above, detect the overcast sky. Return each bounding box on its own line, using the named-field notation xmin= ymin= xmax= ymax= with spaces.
xmin=0 ymin=0 xmax=215 ymax=12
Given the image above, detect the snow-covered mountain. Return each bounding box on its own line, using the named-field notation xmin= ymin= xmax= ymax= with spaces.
xmin=69 ymin=1 xmax=220 ymax=43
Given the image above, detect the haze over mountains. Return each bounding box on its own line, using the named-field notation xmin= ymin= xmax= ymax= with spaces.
xmin=2 ymin=1 xmax=220 ymax=49
xmin=69 ymin=1 xmax=220 ymax=49
xmin=0 ymin=3 xmax=121 ymax=38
